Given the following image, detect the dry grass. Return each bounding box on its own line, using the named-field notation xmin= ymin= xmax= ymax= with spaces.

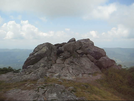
xmin=43 ymin=77 xmax=124 ymax=100
xmin=0 ymin=67 xmax=134 ymax=100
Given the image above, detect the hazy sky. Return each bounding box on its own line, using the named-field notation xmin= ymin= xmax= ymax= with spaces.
xmin=0 ymin=0 xmax=134 ymax=49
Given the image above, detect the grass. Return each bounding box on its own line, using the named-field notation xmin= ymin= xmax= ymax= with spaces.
xmin=98 ymin=67 xmax=134 ymax=100
xmin=43 ymin=77 xmax=124 ymax=100
xmin=0 ymin=67 xmax=134 ymax=100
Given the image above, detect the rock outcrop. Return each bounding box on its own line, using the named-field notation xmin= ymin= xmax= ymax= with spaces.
xmin=0 ymin=38 xmax=122 ymax=101
xmin=22 ymin=38 xmax=121 ymax=80
xmin=5 ymin=84 xmax=78 ymax=101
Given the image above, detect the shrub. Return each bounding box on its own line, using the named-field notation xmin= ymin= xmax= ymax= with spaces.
xmin=0 ymin=66 xmax=21 ymax=74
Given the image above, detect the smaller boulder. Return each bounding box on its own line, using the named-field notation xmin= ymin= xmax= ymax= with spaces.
xmin=60 ymin=51 xmax=71 ymax=59
xmin=68 ymin=38 xmax=76 ymax=43
xmin=96 ymin=56 xmax=116 ymax=69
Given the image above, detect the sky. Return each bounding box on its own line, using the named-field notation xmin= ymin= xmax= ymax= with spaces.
xmin=0 ymin=0 xmax=134 ymax=49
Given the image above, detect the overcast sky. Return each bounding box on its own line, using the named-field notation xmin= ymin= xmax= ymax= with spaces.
xmin=0 ymin=0 xmax=134 ymax=49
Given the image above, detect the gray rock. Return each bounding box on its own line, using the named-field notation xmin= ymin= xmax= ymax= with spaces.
xmin=41 ymin=84 xmax=78 ymax=100
xmin=47 ymin=56 xmax=101 ymax=79
xmin=20 ymin=38 xmax=121 ymax=80
xmin=68 ymin=38 xmax=76 ymax=43
xmin=62 ymin=42 xmax=76 ymax=54
xmin=23 ymin=43 xmax=56 ymax=69
xmin=60 ymin=51 xmax=71 ymax=59
xmin=96 ymin=56 xmax=116 ymax=69
xmin=56 ymin=57 xmax=64 ymax=64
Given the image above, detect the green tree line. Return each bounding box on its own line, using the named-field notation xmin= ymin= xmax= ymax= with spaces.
xmin=0 ymin=66 xmax=21 ymax=74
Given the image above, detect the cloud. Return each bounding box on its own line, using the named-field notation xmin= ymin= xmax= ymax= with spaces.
xmin=83 ymin=3 xmax=117 ymax=20
xmin=82 ymin=24 xmax=133 ymax=41
xmin=0 ymin=16 xmax=3 ymax=24
xmin=65 ymin=28 xmax=70 ymax=31
xmin=0 ymin=20 xmax=71 ymax=42
xmin=82 ymin=31 xmax=99 ymax=38
xmin=0 ymin=20 xmax=132 ymax=41
xmin=0 ymin=20 xmax=133 ymax=49
xmin=40 ymin=17 xmax=47 ymax=22
xmin=0 ymin=0 xmax=107 ymax=17
xmin=109 ymin=3 xmax=134 ymax=28
xmin=84 ymin=3 xmax=134 ymax=29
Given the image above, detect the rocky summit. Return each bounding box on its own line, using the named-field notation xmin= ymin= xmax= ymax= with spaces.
xmin=0 ymin=38 xmax=123 ymax=101
xmin=22 ymin=38 xmax=121 ymax=79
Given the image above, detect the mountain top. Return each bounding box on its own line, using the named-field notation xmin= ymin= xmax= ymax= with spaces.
xmin=22 ymin=38 xmax=121 ymax=80
xmin=0 ymin=38 xmax=125 ymax=101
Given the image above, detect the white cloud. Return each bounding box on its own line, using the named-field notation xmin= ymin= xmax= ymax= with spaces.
xmin=82 ymin=31 xmax=99 ymax=39
xmin=0 ymin=16 xmax=3 ymax=24
xmin=82 ymin=24 xmax=132 ymax=41
xmin=0 ymin=20 xmax=71 ymax=42
xmin=0 ymin=20 xmax=133 ymax=49
xmin=109 ymin=3 xmax=134 ymax=28
xmin=83 ymin=3 xmax=117 ymax=20
xmin=84 ymin=3 xmax=134 ymax=29
xmin=40 ymin=17 xmax=47 ymax=22
xmin=65 ymin=28 xmax=70 ymax=31
xmin=0 ymin=0 xmax=107 ymax=17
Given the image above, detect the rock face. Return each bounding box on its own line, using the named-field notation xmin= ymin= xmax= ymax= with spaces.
xmin=22 ymin=38 xmax=121 ymax=80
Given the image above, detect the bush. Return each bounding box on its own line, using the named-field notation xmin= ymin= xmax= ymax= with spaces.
xmin=0 ymin=66 xmax=21 ymax=74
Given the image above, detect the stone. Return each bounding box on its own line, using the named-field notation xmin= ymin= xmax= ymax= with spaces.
xmin=60 ymin=51 xmax=71 ymax=59
xmin=20 ymin=38 xmax=121 ymax=80
xmin=56 ymin=57 xmax=64 ymax=64
xmin=62 ymin=42 xmax=76 ymax=54
xmin=39 ymin=84 xmax=78 ymax=100
xmin=37 ymin=78 xmax=45 ymax=85
xmin=22 ymin=43 xmax=57 ymax=69
xmin=87 ymin=54 xmax=96 ymax=62
xmin=96 ymin=56 xmax=116 ymax=69
xmin=89 ymin=46 xmax=106 ymax=60
xmin=68 ymin=38 xmax=76 ymax=43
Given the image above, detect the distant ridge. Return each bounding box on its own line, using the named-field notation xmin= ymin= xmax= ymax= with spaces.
xmin=104 ymin=48 xmax=134 ymax=67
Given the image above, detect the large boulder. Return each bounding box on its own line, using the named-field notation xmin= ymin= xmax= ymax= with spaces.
xmin=22 ymin=43 xmax=57 ymax=69
xmin=95 ymin=56 xmax=115 ymax=69
xmin=22 ymin=38 xmax=121 ymax=80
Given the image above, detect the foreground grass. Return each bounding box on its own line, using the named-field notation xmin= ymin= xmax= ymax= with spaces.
xmin=0 ymin=67 xmax=134 ymax=100
xmin=98 ymin=67 xmax=134 ymax=100
xmin=44 ymin=77 xmax=124 ymax=100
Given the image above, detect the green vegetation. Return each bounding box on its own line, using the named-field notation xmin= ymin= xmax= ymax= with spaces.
xmin=0 ymin=67 xmax=21 ymax=74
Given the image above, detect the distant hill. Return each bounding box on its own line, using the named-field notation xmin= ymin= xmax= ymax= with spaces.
xmin=0 ymin=48 xmax=133 ymax=69
xmin=0 ymin=49 xmax=32 ymax=69
xmin=104 ymin=48 xmax=134 ymax=68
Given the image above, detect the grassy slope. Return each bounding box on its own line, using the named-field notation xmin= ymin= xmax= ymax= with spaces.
xmin=0 ymin=67 xmax=134 ymax=100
